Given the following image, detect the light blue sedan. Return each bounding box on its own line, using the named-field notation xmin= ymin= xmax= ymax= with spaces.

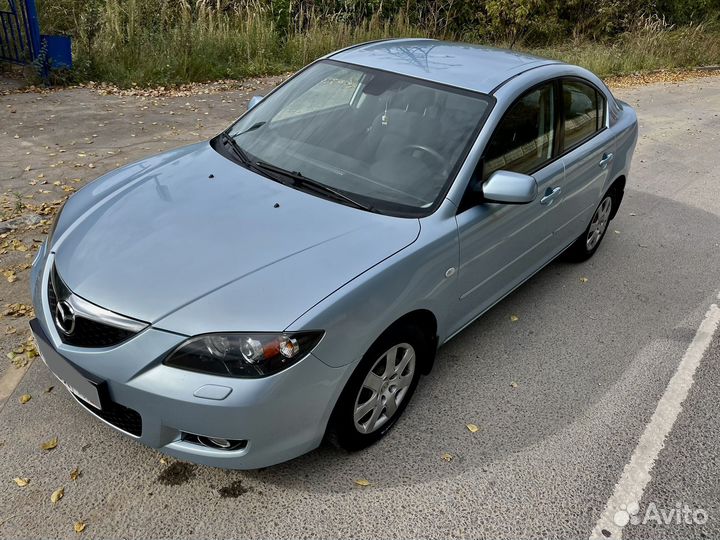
xmin=30 ymin=39 xmax=638 ymax=469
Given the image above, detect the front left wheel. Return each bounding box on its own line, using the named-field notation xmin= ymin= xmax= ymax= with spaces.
xmin=328 ymin=324 xmax=427 ymax=451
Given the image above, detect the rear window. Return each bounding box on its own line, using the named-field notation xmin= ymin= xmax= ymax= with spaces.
xmin=562 ymin=81 xmax=604 ymax=150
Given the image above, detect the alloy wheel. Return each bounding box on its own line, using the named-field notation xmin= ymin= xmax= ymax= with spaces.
xmin=586 ymin=196 xmax=612 ymax=251
xmin=353 ymin=343 xmax=416 ymax=434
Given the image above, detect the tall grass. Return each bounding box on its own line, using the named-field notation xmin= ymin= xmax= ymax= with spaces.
xmin=37 ymin=1 xmax=720 ymax=87
xmin=532 ymin=15 xmax=720 ymax=77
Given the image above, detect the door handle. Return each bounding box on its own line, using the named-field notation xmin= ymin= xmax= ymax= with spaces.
xmin=598 ymin=152 xmax=614 ymax=168
xmin=540 ymin=187 xmax=562 ymax=205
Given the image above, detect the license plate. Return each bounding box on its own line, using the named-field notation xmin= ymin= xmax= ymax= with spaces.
xmin=58 ymin=378 xmax=101 ymax=409
xmin=30 ymin=319 xmax=106 ymax=410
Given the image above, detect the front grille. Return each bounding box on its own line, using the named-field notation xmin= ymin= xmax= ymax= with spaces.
xmin=47 ymin=267 xmax=138 ymax=348
xmin=75 ymin=395 xmax=143 ymax=437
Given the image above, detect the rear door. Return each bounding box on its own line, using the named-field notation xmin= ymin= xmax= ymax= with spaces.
xmin=554 ymin=79 xmax=615 ymax=246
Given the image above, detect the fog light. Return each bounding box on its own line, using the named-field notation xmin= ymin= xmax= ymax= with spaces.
xmin=182 ymin=433 xmax=248 ymax=451
xmin=208 ymin=437 xmax=231 ymax=449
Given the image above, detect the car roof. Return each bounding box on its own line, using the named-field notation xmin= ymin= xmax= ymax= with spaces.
xmin=328 ymin=38 xmax=562 ymax=94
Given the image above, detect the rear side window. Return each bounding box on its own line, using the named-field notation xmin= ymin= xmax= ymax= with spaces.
xmin=483 ymin=83 xmax=555 ymax=180
xmin=562 ymin=81 xmax=604 ymax=150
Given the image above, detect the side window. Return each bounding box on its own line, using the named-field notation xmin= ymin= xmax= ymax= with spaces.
xmin=483 ymin=83 xmax=555 ymax=180
xmin=562 ymin=81 xmax=604 ymax=150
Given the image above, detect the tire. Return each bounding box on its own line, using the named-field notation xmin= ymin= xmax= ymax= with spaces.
xmin=329 ymin=324 xmax=427 ymax=451
xmin=564 ymin=190 xmax=616 ymax=262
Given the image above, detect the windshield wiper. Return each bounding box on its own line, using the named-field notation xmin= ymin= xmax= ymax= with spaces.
xmin=216 ymin=136 xmax=376 ymax=213
xmin=219 ymin=131 xmax=253 ymax=166
xmin=254 ymin=161 xmax=375 ymax=212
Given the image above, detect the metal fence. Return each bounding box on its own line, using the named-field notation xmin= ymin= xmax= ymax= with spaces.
xmin=0 ymin=0 xmax=40 ymax=65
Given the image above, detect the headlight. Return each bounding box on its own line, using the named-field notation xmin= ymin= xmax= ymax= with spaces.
xmin=163 ymin=331 xmax=324 ymax=378
xmin=46 ymin=201 xmax=67 ymax=247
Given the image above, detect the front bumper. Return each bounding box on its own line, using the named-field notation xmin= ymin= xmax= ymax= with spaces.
xmin=30 ymin=254 xmax=353 ymax=469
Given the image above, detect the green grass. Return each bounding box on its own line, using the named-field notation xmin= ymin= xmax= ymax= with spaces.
xmin=37 ymin=2 xmax=720 ymax=87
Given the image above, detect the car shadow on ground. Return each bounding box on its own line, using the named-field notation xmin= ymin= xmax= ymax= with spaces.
xmin=233 ymin=188 xmax=720 ymax=492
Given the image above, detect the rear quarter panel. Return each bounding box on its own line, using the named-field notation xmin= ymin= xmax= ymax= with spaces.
xmin=606 ymin=99 xmax=639 ymax=195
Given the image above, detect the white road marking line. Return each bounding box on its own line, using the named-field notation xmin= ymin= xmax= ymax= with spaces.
xmin=590 ymin=294 xmax=720 ymax=539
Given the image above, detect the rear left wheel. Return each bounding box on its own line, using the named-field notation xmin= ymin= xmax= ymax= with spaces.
xmin=564 ymin=192 xmax=615 ymax=262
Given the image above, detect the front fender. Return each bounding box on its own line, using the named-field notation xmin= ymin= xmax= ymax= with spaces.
xmin=286 ymin=212 xmax=459 ymax=368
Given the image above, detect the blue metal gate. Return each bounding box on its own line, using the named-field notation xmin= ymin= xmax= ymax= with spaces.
xmin=0 ymin=0 xmax=40 ymax=65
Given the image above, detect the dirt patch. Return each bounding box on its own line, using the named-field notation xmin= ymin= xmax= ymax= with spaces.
xmin=0 ymin=74 xmax=289 ymax=98
xmin=218 ymin=480 xmax=249 ymax=498
xmin=606 ymin=66 xmax=720 ymax=89
xmin=157 ymin=462 xmax=196 ymax=486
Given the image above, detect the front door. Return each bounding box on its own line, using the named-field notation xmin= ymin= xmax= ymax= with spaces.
xmin=452 ymin=81 xmax=566 ymax=332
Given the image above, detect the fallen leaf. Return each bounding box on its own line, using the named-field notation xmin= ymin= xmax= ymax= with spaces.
xmin=41 ymin=436 xmax=59 ymax=451
xmin=70 ymin=467 xmax=81 ymax=481
xmin=74 ymin=521 xmax=86 ymax=534
xmin=24 ymin=338 xmax=39 ymax=358
xmin=466 ymin=423 xmax=479 ymax=433
xmin=509 ymin=315 xmax=519 ymax=322
xmin=45 ymin=386 xmax=54 ymax=393
xmin=579 ymin=277 xmax=589 ymax=283
xmin=510 ymin=381 xmax=518 ymax=388
xmin=629 ymin=212 xmax=637 ymax=216
xmin=50 ymin=487 xmax=64 ymax=504
xmin=13 ymin=477 xmax=30 ymax=487
xmin=11 ymin=356 xmax=29 ymax=369
xmin=19 ymin=394 xmax=31 ymax=404
xmin=354 ymin=479 xmax=370 ymax=487
xmin=159 ymin=457 xmax=168 ymax=465
xmin=441 ymin=452 xmax=454 ymax=462
xmin=613 ymin=230 xmax=621 ymax=234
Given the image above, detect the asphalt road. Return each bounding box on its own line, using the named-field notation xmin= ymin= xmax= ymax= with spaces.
xmin=1 ymin=74 xmax=719 ymax=539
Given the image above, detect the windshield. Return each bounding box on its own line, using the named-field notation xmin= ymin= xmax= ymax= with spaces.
xmin=225 ymin=60 xmax=493 ymax=216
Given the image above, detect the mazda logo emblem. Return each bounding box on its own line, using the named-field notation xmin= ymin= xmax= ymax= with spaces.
xmin=55 ymin=300 xmax=76 ymax=335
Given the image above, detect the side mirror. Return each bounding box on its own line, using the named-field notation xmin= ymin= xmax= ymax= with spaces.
xmin=247 ymin=95 xmax=264 ymax=111
xmin=481 ymin=170 xmax=538 ymax=204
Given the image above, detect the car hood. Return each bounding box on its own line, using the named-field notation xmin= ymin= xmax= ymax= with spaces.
xmin=53 ymin=142 xmax=420 ymax=332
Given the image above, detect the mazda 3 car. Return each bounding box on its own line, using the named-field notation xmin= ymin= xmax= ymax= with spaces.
xmin=30 ymin=39 xmax=638 ymax=469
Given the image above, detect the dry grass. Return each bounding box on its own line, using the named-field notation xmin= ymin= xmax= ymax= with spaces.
xmin=532 ymin=16 xmax=720 ymax=78
xmin=36 ymin=2 xmax=720 ymax=87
